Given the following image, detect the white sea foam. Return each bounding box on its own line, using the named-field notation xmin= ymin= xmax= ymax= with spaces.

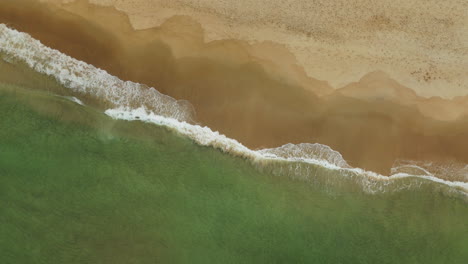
xmin=0 ymin=24 xmax=193 ymax=122
xmin=392 ymin=160 xmax=468 ymax=182
xmin=105 ymin=107 xmax=468 ymax=195
xmin=104 ymin=107 xmax=351 ymax=171
xmin=259 ymin=143 xmax=350 ymax=168
xmin=65 ymin=96 xmax=84 ymax=106
xmin=0 ymin=23 xmax=467 ymax=195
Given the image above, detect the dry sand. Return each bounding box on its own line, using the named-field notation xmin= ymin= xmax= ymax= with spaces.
xmin=41 ymin=0 xmax=468 ymax=99
xmin=1 ymin=0 xmax=468 ymax=178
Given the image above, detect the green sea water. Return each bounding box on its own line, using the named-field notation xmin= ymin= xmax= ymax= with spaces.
xmin=1 ymin=80 xmax=468 ymax=264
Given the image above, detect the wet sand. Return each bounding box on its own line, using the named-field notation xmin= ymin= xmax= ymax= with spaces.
xmin=1 ymin=0 xmax=468 ymax=178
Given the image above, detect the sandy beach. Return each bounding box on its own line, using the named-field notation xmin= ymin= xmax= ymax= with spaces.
xmin=41 ymin=0 xmax=468 ymax=99
xmin=1 ymin=0 xmax=468 ymax=178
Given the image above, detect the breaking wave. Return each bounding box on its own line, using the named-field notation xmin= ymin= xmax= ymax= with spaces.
xmin=0 ymin=24 xmax=194 ymax=122
xmin=105 ymin=107 xmax=468 ymax=196
xmin=1 ymin=23 xmax=467 ymax=196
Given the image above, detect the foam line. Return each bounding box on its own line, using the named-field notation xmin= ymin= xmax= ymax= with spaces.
xmin=105 ymin=107 xmax=468 ymax=195
xmin=0 ymin=23 xmax=466 ymax=195
xmin=0 ymin=24 xmax=193 ymax=122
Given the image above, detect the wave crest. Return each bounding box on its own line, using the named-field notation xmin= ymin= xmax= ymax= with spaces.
xmin=105 ymin=107 xmax=468 ymax=196
xmin=259 ymin=143 xmax=350 ymax=168
xmin=0 ymin=24 xmax=195 ymax=122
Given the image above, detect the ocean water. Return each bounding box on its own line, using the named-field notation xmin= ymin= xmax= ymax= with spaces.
xmin=0 ymin=24 xmax=468 ymax=263
xmin=1 ymin=77 xmax=468 ymax=264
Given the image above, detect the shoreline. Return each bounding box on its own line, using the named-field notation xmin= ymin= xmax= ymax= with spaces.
xmin=2 ymin=81 xmax=468 ymax=264
xmin=1 ymin=0 xmax=468 ymax=177
xmin=1 ymin=82 xmax=467 ymax=195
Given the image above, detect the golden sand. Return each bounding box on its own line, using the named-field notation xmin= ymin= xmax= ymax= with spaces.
xmin=1 ymin=0 xmax=468 ymax=178
xmin=41 ymin=0 xmax=468 ymax=99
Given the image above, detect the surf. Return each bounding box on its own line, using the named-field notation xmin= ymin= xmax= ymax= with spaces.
xmin=0 ymin=23 xmax=467 ymax=196
xmin=0 ymin=23 xmax=194 ymax=122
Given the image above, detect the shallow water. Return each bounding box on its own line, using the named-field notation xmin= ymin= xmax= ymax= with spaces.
xmin=1 ymin=83 xmax=467 ymax=263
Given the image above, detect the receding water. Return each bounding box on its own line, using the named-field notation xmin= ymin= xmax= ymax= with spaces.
xmin=0 ymin=83 xmax=467 ymax=264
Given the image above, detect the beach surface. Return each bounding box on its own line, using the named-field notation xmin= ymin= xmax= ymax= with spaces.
xmin=1 ymin=0 xmax=468 ymax=177
xmin=40 ymin=0 xmax=468 ymax=98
